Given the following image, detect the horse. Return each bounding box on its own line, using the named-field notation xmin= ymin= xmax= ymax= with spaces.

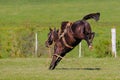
xmin=45 ymin=12 xmax=100 ymax=70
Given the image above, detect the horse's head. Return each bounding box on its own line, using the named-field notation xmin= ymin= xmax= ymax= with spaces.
xmin=45 ymin=28 xmax=58 ymax=48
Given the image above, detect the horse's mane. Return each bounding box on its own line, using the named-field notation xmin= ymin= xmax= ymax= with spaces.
xmin=53 ymin=28 xmax=59 ymax=40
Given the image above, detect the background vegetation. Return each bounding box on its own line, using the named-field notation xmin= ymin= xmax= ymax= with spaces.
xmin=0 ymin=0 xmax=120 ymax=58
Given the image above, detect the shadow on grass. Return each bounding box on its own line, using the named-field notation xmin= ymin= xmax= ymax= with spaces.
xmin=56 ymin=67 xmax=101 ymax=70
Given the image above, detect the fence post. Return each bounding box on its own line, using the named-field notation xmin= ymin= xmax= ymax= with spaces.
xmin=35 ymin=32 xmax=38 ymax=57
xmin=111 ymin=28 xmax=117 ymax=58
xmin=79 ymin=42 xmax=82 ymax=57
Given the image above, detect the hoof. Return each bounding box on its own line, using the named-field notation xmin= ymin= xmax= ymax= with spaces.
xmin=49 ymin=65 xmax=55 ymax=70
xmin=89 ymin=45 xmax=93 ymax=50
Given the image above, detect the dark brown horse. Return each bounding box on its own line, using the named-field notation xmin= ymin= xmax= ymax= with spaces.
xmin=45 ymin=12 xmax=100 ymax=70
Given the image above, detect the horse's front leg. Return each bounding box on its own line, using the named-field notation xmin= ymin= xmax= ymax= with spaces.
xmin=49 ymin=45 xmax=63 ymax=70
xmin=49 ymin=55 xmax=62 ymax=70
xmin=49 ymin=55 xmax=57 ymax=70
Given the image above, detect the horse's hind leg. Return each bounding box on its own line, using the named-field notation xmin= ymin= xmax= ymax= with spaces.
xmin=85 ymin=38 xmax=91 ymax=48
xmin=90 ymin=32 xmax=95 ymax=42
xmin=89 ymin=32 xmax=95 ymax=45
xmin=85 ymin=32 xmax=95 ymax=49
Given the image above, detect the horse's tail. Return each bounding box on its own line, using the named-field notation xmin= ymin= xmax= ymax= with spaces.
xmin=82 ymin=12 xmax=100 ymax=21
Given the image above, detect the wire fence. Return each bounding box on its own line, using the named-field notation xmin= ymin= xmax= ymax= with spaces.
xmin=0 ymin=27 xmax=120 ymax=58
xmin=0 ymin=27 xmax=49 ymax=58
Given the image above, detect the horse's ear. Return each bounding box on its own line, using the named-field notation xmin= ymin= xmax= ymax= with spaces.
xmin=49 ymin=28 xmax=52 ymax=31
xmin=57 ymin=29 xmax=59 ymax=33
xmin=54 ymin=28 xmax=57 ymax=33
xmin=54 ymin=28 xmax=56 ymax=31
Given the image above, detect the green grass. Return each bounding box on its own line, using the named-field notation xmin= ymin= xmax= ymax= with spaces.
xmin=0 ymin=1 xmax=120 ymax=79
xmin=0 ymin=0 xmax=120 ymax=79
xmin=0 ymin=0 xmax=120 ymax=27
xmin=0 ymin=58 xmax=120 ymax=80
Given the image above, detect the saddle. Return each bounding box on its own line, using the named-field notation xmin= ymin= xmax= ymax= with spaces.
xmin=58 ymin=21 xmax=75 ymax=48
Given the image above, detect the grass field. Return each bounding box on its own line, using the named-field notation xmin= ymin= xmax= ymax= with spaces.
xmin=0 ymin=0 xmax=120 ymax=80
xmin=0 ymin=58 xmax=120 ymax=80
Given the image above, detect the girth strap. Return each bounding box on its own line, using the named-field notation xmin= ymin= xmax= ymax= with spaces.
xmin=62 ymin=37 xmax=73 ymax=49
xmin=53 ymin=54 xmax=63 ymax=59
